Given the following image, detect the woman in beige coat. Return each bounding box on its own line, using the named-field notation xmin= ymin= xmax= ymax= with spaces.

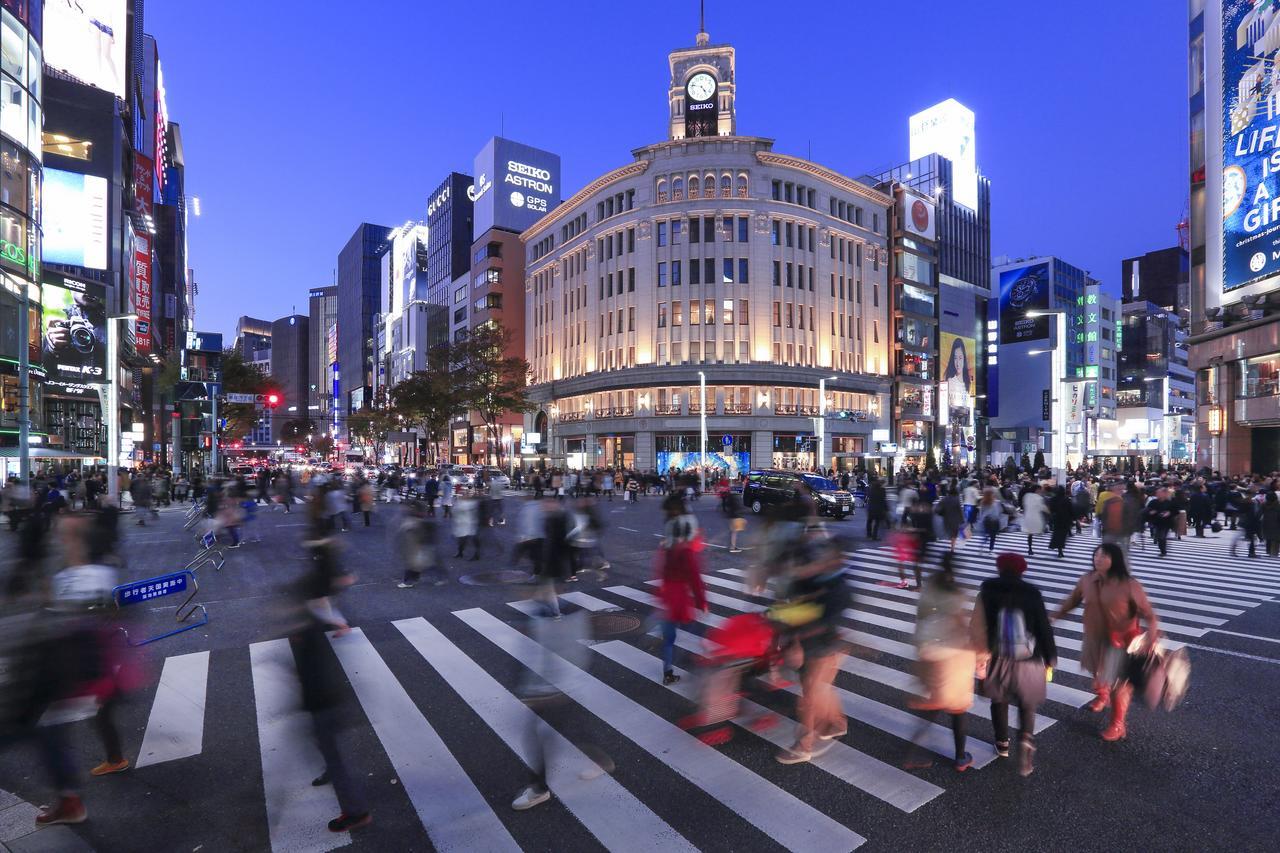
xmin=904 ymin=553 xmax=976 ymax=771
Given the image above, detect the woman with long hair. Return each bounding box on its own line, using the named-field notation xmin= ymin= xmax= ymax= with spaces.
xmin=943 ymin=337 xmax=972 ymax=415
xmin=1053 ymin=543 xmax=1158 ymax=740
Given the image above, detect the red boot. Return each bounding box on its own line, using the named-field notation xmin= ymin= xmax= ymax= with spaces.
xmin=1100 ymin=684 xmax=1131 ymax=741
xmin=1088 ymin=683 xmax=1111 ymax=713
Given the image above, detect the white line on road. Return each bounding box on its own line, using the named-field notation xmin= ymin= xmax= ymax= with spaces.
xmin=136 ymin=651 xmax=210 ymax=768
xmin=1203 ymin=628 xmax=1280 ymax=645
xmin=455 ymin=608 xmax=866 ymax=852
xmin=329 ymin=629 xmax=518 ymax=852
xmin=249 ymin=638 xmax=343 ymax=853
xmin=394 ymin=618 xmax=695 ymax=853
xmin=619 ymin=527 xmax=639 ymax=532
xmin=1184 ymin=643 xmax=1280 ymax=665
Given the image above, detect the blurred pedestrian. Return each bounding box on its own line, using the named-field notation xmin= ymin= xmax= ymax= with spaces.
xmin=452 ymin=494 xmax=480 ymax=560
xmin=657 ymin=494 xmax=706 ymax=685
xmin=1048 ymin=485 xmax=1074 ymax=559
xmin=1020 ymin=484 xmax=1046 ymax=557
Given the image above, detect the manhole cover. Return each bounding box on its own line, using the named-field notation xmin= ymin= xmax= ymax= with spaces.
xmin=459 ymin=570 xmax=533 ymax=586
xmin=591 ymin=612 xmax=643 ymax=637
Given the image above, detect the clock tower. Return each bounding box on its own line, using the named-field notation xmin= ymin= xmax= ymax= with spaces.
xmin=667 ymin=7 xmax=736 ymax=140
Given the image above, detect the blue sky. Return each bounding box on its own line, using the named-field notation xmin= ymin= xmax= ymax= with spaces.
xmin=146 ymin=0 xmax=1187 ymax=339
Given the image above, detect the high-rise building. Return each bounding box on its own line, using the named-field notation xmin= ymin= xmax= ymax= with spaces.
xmin=426 ymin=173 xmax=473 ymax=348
xmin=1188 ymin=2 xmax=1280 ymax=472
xmin=336 ymin=222 xmax=391 ymax=431
xmin=234 ymin=316 xmax=272 ymax=361
xmin=1116 ymin=302 xmax=1194 ymax=462
xmin=874 ymin=104 xmax=992 ymax=468
xmin=269 ymin=314 xmax=309 ymax=442
xmin=518 ymin=22 xmax=891 ymax=476
xmin=1121 ymin=246 xmax=1189 ymax=327
xmin=308 ymin=286 xmax=338 ymax=418
xmin=378 ymin=221 xmax=431 ymax=392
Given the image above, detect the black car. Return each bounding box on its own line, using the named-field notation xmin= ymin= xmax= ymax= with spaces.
xmin=742 ymin=469 xmax=854 ymax=518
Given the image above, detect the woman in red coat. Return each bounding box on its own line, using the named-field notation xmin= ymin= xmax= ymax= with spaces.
xmin=657 ymin=494 xmax=707 ymax=684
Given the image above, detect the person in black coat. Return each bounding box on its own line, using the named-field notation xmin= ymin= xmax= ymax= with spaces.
xmin=865 ymin=478 xmax=889 ymax=541
xmin=1145 ymin=488 xmax=1176 ymax=557
xmin=1233 ymin=494 xmax=1261 ymax=558
xmin=970 ymin=552 xmax=1057 ymax=777
xmin=1188 ymin=485 xmax=1214 ymax=538
xmin=1047 ymin=486 xmax=1075 ymax=558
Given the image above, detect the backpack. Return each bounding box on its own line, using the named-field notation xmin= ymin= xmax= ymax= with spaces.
xmin=996 ymin=605 xmax=1036 ymax=661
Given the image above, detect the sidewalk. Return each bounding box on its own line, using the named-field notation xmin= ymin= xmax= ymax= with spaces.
xmin=0 ymin=790 xmax=92 ymax=853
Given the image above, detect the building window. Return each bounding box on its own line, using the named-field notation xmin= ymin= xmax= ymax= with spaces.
xmin=739 ymin=299 xmax=749 ymax=324
xmin=704 ymin=258 xmax=714 ymax=283
xmin=722 ymin=298 xmax=734 ymax=325
xmin=627 ymin=228 xmax=635 ymax=252
xmin=722 ymin=258 xmax=734 ymax=284
xmin=690 ymin=219 xmax=700 ymax=243
xmin=673 ymin=301 xmax=683 ymax=326
xmin=629 ymin=268 xmax=636 ymax=292
xmin=657 ymin=222 xmax=667 ymax=247
xmin=658 ymin=262 xmax=667 ymax=287
xmin=672 ymin=259 xmax=682 ymax=285
xmin=658 ymin=342 xmax=667 ymax=363
xmin=771 ymin=220 xmax=780 ymax=246
xmin=738 ymin=258 xmax=749 ymax=283
xmin=691 ymin=258 xmax=701 ymax=285
xmin=628 ymin=307 xmax=635 ymax=331
xmin=690 ymin=342 xmax=701 ymax=362
xmin=722 ymin=215 xmax=734 ymax=241
xmin=785 ymin=221 xmax=794 ymax=248
xmin=773 ymin=302 xmax=781 ymax=327
xmin=672 ymin=220 xmax=683 ymax=243
xmin=703 ymin=216 xmax=715 ymax=242
xmin=773 ymin=261 xmax=781 ymax=287
xmin=658 ymin=303 xmax=667 ymax=327
xmin=786 ymin=263 xmax=793 ymax=288
xmin=786 ymin=304 xmax=794 ymax=328
xmin=704 ymin=299 xmax=715 ymax=325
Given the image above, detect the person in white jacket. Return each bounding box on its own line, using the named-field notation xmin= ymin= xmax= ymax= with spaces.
xmin=1020 ymin=483 xmax=1047 ymax=557
xmin=452 ymin=494 xmax=480 ymax=559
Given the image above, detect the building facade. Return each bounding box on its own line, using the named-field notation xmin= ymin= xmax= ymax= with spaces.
xmin=1187 ymin=0 xmax=1280 ymax=473
xmin=519 ymin=27 xmax=892 ymax=476
xmin=268 ymin=314 xmax=309 ymax=443
xmin=425 ymin=172 xmax=472 ymax=349
xmin=234 ymin=315 xmax=271 ymax=360
xmin=1121 ymin=246 xmax=1189 ymax=327
xmin=1116 ymin=301 xmax=1195 ymax=462
xmin=335 ymin=222 xmax=390 ymax=432
xmin=307 ymin=286 xmax=337 ymax=419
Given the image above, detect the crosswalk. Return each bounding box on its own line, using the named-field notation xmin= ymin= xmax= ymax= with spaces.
xmin=82 ymin=525 xmax=1275 ymax=851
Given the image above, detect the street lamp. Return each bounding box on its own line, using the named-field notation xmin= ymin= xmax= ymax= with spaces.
xmin=548 ymin=404 xmax=559 ymax=468
xmin=698 ymin=371 xmax=707 ymax=494
xmin=106 ymin=313 xmax=139 ymax=504
xmin=817 ymin=375 xmax=837 ymax=475
xmin=1026 ymin=310 xmax=1067 ymax=483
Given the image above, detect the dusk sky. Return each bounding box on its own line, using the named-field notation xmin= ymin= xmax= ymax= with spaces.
xmin=146 ymin=0 xmax=1187 ymax=340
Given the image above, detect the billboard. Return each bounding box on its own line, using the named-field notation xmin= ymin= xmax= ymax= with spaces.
xmin=133 ymin=230 xmax=152 ymax=354
xmin=42 ymin=274 xmax=107 ymax=385
xmin=43 ymin=168 xmax=108 ymax=270
xmin=1220 ymin=1 xmax=1280 ymax=293
xmin=43 ymin=0 xmax=126 ymax=98
xmin=940 ymin=332 xmax=975 ymax=426
xmin=909 ymin=99 xmax=977 ymax=210
xmin=471 ymin=137 xmax=560 ymax=235
xmin=899 ymin=191 xmax=936 ymax=241
xmin=998 ymin=262 xmax=1050 ymax=344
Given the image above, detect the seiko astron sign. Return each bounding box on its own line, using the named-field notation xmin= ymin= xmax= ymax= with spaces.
xmin=471 ymin=137 xmax=561 ymax=234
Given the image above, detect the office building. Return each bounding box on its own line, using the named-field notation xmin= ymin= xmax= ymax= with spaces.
xmin=1121 ymin=246 xmax=1189 ymax=327
xmin=378 ymin=221 xmax=431 ymax=392
xmin=336 ymin=222 xmax=391 ymax=431
xmin=1188 ymin=1 xmax=1280 ymax=472
xmin=235 ymin=316 xmax=272 ymax=361
xmin=308 ymin=286 xmax=338 ymax=418
xmin=875 ymin=106 xmax=993 ymax=468
xmin=1116 ymin=301 xmax=1195 ymax=462
xmin=269 ymin=314 xmax=309 ymax=442
xmin=519 ymin=22 xmax=891 ymax=476
xmin=426 ymin=173 xmax=473 ymax=348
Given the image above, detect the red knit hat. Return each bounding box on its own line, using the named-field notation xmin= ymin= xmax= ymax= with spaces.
xmin=996 ymin=552 xmax=1027 ymax=575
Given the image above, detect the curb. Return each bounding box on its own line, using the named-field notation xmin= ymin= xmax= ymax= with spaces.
xmin=0 ymin=790 xmax=93 ymax=852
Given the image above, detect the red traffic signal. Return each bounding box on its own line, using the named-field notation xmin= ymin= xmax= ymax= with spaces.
xmin=267 ymin=393 xmax=280 ymax=407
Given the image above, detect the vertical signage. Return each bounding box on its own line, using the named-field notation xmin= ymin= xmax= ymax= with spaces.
xmin=908 ymin=99 xmax=978 ymax=210
xmin=134 ymin=232 xmax=153 ymax=354
xmin=1221 ymin=0 xmax=1280 ymax=293
xmin=133 ymin=153 xmax=154 ymax=219
xmin=1041 ymin=389 xmax=1051 ymax=422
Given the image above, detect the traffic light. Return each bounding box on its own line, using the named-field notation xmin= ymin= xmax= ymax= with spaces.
xmin=267 ymin=393 xmax=280 ymax=408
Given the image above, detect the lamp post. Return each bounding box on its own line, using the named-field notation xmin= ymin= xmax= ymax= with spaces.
xmin=818 ymin=375 xmax=837 ymax=475
xmin=548 ymin=404 xmax=559 ymax=469
xmin=1026 ymin=310 xmax=1067 ymax=484
xmin=698 ymin=371 xmax=707 ymax=494
xmin=106 ymin=313 xmax=139 ymax=505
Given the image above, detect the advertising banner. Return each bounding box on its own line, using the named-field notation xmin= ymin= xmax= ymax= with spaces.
xmin=471 ymin=137 xmax=561 ymax=235
xmin=899 ymin=191 xmax=936 ymax=241
xmin=0 ymin=206 xmax=33 ymax=278
xmin=43 ymin=169 xmax=109 ymax=270
xmin=998 ymin=262 xmax=1050 ymax=344
xmin=43 ymin=0 xmax=126 ymax=98
xmin=909 ymin=99 xmax=978 ymax=210
xmin=940 ymin=332 xmax=975 ymax=427
xmin=1221 ymin=0 xmax=1280 ymax=293
xmin=134 ymin=231 xmax=153 ymax=354
xmin=133 ymin=153 xmax=154 ymax=219
xmin=41 ymin=274 xmax=107 ymax=385
xmin=1066 ymin=381 xmax=1084 ymax=433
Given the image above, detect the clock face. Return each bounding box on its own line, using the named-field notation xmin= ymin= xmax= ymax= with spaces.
xmin=686 ymin=72 xmax=717 ymax=102
xmin=1223 ymin=165 xmax=1247 ymax=219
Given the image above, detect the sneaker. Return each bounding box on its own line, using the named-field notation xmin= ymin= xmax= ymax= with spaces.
xmin=775 ymin=746 xmax=812 ymax=764
xmin=578 ymin=756 xmax=615 ymax=781
xmin=1018 ymin=740 xmax=1036 ymax=777
xmin=396 ymin=582 xmax=416 ymax=589
xmin=90 ymin=758 xmax=130 ymax=776
xmin=954 ymin=752 xmax=974 ymax=772
xmin=729 ymin=548 xmax=743 ymax=553
xmin=35 ymin=795 xmax=86 ymax=826
xmin=818 ymin=726 xmax=848 ymax=741
xmin=512 ymin=785 xmax=551 ymax=810
xmin=995 ymin=739 xmax=1010 ymax=758
xmin=327 ymin=812 xmax=371 ymax=832
xmin=896 ymin=580 xmax=910 ymax=589
xmin=663 ymin=672 xmax=681 ymax=685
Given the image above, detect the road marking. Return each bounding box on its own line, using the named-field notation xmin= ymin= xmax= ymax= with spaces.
xmin=249 ymin=638 xmax=343 ymax=853
xmin=394 ymin=618 xmax=694 ymax=853
xmin=590 ymin=638 xmax=944 ymax=812
xmin=1184 ymin=643 xmax=1280 ymax=665
xmin=619 ymin=527 xmax=639 ymax=533
xmin=1203 ymin=628 xmax=1280 ymax=645
xmin=329 ymin=629 xmax=518 ymax=852
xmin=136 ymin=651 xmax=210 ymax=768
xmin=560 ymin=591 xmax=624 ymax=611
xmin=455 ymin=608 xmax=866 ymax=852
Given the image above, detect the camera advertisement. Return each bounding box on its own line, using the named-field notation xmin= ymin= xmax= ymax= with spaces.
xmin=42 ymin=274 xmax=108 ymax=386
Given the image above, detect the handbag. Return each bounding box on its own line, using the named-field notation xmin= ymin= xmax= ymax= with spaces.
xmin=1126 ymin=639 xmax=1191 ymax=711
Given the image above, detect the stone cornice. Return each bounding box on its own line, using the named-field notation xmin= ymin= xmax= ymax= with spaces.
xmin=520 ymin=161 xmax=652 ymax=242
xmin=754 ymin=152 xmax=892 ymax=207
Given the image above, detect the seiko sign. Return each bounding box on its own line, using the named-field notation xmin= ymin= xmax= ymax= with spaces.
xmin=428 ymin=186 xmax=450 ymax=217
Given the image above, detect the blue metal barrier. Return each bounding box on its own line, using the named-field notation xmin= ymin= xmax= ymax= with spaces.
xmin=112 ymin=570 xmax=207 ymax=646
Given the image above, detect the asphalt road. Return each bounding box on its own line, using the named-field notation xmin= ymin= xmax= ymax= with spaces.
xmin=1 ymin=492 xmax=1278 ymax=852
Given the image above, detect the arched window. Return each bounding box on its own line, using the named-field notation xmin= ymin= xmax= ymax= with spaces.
xmin=736 ymin=174 xmax=748 ymax=198
xmin=657 ymin=178 xmax=668 ymax=203
xmin=720 ymin=174 xmax=731 ymax=198
xmin=687 ymin=175 xmax=698 ymax=199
